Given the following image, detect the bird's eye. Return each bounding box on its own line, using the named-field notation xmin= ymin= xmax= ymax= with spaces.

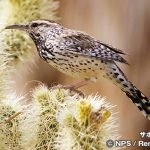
xmin=36 ymin=33 xmax=40 ymax=37
xmin=31 ymin=23 xmax=38 ymax=28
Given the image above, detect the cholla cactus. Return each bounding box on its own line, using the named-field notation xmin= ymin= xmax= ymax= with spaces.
xmin=20 ymin=85 xmax=74 ymax=149
xmin=0 ymin=94 xmax=25 ymax=150
xmin=55 ymin=94 xmax=118 ymax=150
xmin=19 ymin=85 xmax=119 ymax=150
xmin=20 ymin=85 xmax=60 ymax=149
xmin=0 ymin=85 xmax=119 ymax=150
xmin=0 ymin=0 xmax=59 ymax=67
xmin=0 ymin=47 xmax=10 ymax=99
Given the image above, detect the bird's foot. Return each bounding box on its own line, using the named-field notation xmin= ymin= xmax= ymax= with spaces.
xmin=62 ymin=80 xmax=92 ymax=97
xmin=62 ymin=84 xmax=84 ymax=97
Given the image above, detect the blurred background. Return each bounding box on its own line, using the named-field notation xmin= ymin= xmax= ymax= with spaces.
xmin=13 ymin=0 xmax=150 ymax=149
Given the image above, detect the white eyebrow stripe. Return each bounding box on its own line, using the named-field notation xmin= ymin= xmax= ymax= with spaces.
xmin=32 ymin=20 xmax=56 ymax=25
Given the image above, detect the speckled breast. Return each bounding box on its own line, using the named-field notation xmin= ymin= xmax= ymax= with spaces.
xmin=47 ymin=50 xmax=106 ymax=79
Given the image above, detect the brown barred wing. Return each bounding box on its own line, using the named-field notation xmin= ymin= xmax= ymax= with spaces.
xmin=59 ymin=33 xmax=128 ymax=64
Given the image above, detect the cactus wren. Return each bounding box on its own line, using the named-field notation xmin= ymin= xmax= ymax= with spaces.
xmin=5 ymin=19 xmax=150 ymax=120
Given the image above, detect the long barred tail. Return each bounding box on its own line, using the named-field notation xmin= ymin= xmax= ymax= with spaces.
xmin=124 ymin=84 xmax=150 ymax=119
xmin=105 ymin=63 xmax=150 ymax=120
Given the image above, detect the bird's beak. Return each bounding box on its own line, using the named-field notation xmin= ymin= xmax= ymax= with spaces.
xmin=5 ymin=24 xmax=29 ymax=31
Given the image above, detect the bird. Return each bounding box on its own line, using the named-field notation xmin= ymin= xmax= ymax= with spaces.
xmin=5 ymin=19 xmax=150 ymax=120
